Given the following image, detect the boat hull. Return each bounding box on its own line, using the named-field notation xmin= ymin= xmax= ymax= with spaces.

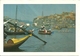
xmin=38 ymin=30 xmax=52 ymax=35
xmin=5 ymin=31 xmax=26 ymax=35
xmin=4 ymin=34 xmax=32 ymax=51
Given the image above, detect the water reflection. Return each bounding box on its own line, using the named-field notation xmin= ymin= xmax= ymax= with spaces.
xmin=35 ymin=44 xmax=46 ymax=52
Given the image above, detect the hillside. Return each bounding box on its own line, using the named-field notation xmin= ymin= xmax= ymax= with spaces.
xmin=33 ymin=12 xmax=75 ymax=30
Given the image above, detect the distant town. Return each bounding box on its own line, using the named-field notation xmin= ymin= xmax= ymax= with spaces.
xmin=33 ymin=12 xmax=75 ymax=30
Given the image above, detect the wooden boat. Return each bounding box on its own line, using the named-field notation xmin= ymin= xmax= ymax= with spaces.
xmin=5 ymin=31 xmax=26 ymax=35
xmin=4 ymin=34 xmax=32 ymax=51
xmin=38 ymin=30 xmax=52 ymax=35
xmin=4 ymin=29 xmax=33 ymax=35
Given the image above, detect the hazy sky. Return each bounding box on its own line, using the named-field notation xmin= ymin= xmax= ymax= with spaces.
xmin=4 ymin=4 xmax=75 ymax=22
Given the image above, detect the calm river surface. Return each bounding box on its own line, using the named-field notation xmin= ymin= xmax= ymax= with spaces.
xmin=4 ymin=28 xmax=75 ymax=52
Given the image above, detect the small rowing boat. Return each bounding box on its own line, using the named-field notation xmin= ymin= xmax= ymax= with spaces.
xmin=38 ymin=25 xmax=52 ymax=35
xmin=4 ymin=34 xmax=32 ymax=51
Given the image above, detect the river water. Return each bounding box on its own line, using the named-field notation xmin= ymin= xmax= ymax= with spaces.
xmin=4 ymin=28 xmax=75 ymax=52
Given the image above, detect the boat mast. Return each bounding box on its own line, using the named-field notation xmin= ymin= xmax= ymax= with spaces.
xmin=15 ymin=5 xmax=18 ymax=22
xmin=42 ymin=11 xmax=43 ymax=17
xmin=42 ymin=5 xmax=43 ymax=17
xmin=42 ymin=4 xmax=44 ymax=26
xmin=15 ymin=5 xmax=18 ymax=33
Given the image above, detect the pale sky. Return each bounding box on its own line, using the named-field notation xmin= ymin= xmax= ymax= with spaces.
xmin=4 ymin=4 xmax=75 ymax=22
